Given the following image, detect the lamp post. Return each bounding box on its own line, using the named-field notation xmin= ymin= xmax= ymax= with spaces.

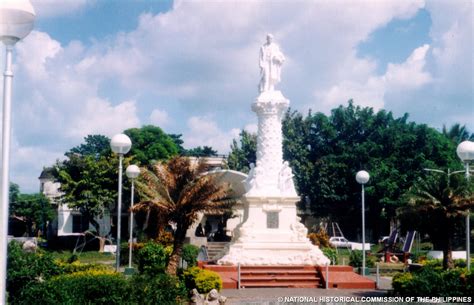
xmin=125 ymin=164 xmax=140 ymax=274
xmin=456 ymin=140 xmax=474 ymax=271
xmin=110 ymin=134 xmax=132 ymax=272
xmin=0 ymin=1 xmax=35 ymax=303
xmin=356 ymin=170 xmax=370 ymax=276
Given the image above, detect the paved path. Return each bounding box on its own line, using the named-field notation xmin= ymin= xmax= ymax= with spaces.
xmin=222 ymin=288 xmax=389 ymax=305
xmin=222 ymin=276 xmax=393 ymax=305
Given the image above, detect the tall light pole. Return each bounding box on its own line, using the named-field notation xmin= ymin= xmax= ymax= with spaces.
xmin=110 ymin=134 xmax=132 ymax=272
xmin=0 ymin=1 xmax=35 ymax=303
xmin=356 ymin=170 xmax=370 ymax=276
xmin=456 ymin=140 xmax=474 ymax=271
xmin=125 ymin=164 xmax=140 ymax=274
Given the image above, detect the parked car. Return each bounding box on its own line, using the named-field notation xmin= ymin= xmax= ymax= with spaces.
xmin=329 ymin=237 xmax=351 ymax=248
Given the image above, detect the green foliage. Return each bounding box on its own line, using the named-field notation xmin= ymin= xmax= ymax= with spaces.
xmin=10 ymin=193 xmax=55 ymax=237
xmin=9 ymin=182 xmax=20 ymax=203
xmin=227 ymin=130 xmax=257 ymax=173
xmin=228 ymin=103 xmax=460 ymax=241
xmin=398 ymin=173 xmax=473 ymax=269
xmin=19 ymin=270 xmax=131 ymax=305
xmin=392 ymin=265 xmax=473 ymax=297
xmin=322 ymin=247 xmax=338 ymax=265
xmin=68 ymin=135 xmax=111 ymax=157
xmin=129 ymin=273 xmax=187 ymax=305
xmin=182 ymin=244 xmax=200 ymax=267
xmin=183 ymin=267 xmax=222 ymax=293
xmin=184 ymin=146 xmax=218 ymax=157
xmin=56 ymin=152 xmax=126 ymax=237
xmin=136 ymin=242 xmax=168 ymax=275
xmin=124 ymin=125 xmax=179 ymax=165
xmin=7 ymin=241 xmax=62 ymax=303
xmin=348 ymin=250 xmax=375 ymax=268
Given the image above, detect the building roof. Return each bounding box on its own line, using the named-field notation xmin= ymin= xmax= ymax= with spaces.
xmin=38 ymin=167 xmax=56 ymax=180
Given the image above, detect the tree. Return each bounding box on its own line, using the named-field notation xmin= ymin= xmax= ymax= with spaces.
xmin=228 ymin=102 xmax=458 ymax=240
xmin=56 ymin=153 xmax=128 ymax=251
xmin=132 ymin=157 xmax=233 ymax=275
xmin=184 ymin=146 xmax=218 ymax=157
xmin=10 ymin=193 xmax=55 ymax=237
xmin=227 ymin=130 xmax=257 ymax=173
xmin=124 ymin=125 xmax=179 ymax=165
xmin=68 ymin=135 xmax=111 ymax=157
xmin=9 ymin=182 xmax=20 ymax=203
xmin=442 ymin=123 xmax=473 ymax=144
xmin=397 ymin=173 xmax=474 ymax=269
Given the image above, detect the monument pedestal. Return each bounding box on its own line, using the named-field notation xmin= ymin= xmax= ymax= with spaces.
xmin=218 ymin=195 xmax=329 ymax=266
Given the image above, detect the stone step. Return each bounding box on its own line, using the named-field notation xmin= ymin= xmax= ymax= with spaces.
xmin=240 ymin=282 xmax=319 ymax=288
xmin=239 ymin=265 xmax=321 ymax=288
xmin=241 ymin=270 xmax=317 ymax=275
xmin=241 ymin=276 xmax=320 ymax=282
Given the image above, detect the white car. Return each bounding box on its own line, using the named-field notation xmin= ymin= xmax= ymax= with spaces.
xmin=329 ymin=237 xmax=351 ymax=248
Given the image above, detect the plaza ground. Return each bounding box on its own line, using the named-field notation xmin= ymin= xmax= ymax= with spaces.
xmin=223 ymin=275 xmax=392 ymax=304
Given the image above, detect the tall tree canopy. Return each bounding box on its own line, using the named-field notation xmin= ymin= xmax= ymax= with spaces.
xmin=227 ymin=130 xmax=257 ymax=173
xmin=68 ymin=135 xmax=111 ymax=157
xmin=124 ymin=125 xmax=179 ymax=165
xmin=228 ymin=102 xmax=460 ymax=240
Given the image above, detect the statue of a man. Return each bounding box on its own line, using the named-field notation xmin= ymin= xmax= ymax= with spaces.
xmin=259 ymin=34 xmax=285 ymax=93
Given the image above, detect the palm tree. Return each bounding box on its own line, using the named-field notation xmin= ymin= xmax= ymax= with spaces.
xmin=442 ymin=123 xmax=473 ymax=144
xmin=398 ymin=173 xmax=473 ymax=269
xmin=132 ymin=157 xmax=233 ymax=275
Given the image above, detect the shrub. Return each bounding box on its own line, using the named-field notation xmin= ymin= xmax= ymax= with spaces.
xmin=348 ymin=250 xmax=375 ymax=268
xmin=136 ymin=241 xmax=168 ymax=275
xmin=308 ymin=229 xmax=331 ymax=248
xmin=182 ymin=244 xmax=200 ymax=267
xmin=183 ymin=267 xmax=222 ymax=293
xmin=322 ymin=247 xmax=338 ymax=265
xmin=7 ymin=241 xmax=62 ymax=304
xmin=19 ymin=270 xmax=131 ymax=305
xmin=392 ymin=265 xmax=472 ymax=297
xmin=129 ymin=273 xmax=187 ymax=305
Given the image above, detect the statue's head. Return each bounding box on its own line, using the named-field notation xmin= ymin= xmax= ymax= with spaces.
xmin=266 ymin=33 xmax=273 ymax=43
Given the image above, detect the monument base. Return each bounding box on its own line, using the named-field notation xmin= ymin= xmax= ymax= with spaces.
xmin=218 ymin=195 xmax=329 ymax=266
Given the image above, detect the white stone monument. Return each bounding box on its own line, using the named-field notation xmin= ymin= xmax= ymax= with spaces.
xmin=218 ymin=35 xmax=329 ymax=266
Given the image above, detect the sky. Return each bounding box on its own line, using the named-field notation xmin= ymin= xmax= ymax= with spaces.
xmin=0 ymin=0 xmax=472 ymax=193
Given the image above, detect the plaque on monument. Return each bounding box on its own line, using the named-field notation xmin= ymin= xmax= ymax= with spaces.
xmin=266 ymin=212 xmax=279 ymax=229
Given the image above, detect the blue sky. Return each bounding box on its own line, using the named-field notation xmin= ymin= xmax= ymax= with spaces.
xmin=1 ymin=0 xmax=472 ymax=193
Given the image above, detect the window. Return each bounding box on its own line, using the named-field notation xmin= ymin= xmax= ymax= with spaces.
xmin=72 ymin=214 xmax=87 ymax=233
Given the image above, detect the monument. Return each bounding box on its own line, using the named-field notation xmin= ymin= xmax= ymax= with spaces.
xmin=218 ymin=35 xmax=329 ymax=266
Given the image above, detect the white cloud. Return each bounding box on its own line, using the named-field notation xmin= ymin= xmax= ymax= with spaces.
xmin=31 ymin=0 xmax=93 ymax=18
xmin=67 ymin=99 xmax=140 ymax=138
xmin=149 ymin=109 xmax=169 ymax=127
xmin=183 ymin=116 xmax=240 ymax=153
xmin=317 ymin=44 xmax=431 ymax=111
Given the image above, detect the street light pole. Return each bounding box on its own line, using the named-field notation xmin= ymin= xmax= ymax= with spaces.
xmin=0 ymin=1 xmax=35 ymax=302
xmin=456 ymin=140 xmax=474 ymax=271
xmin=125 ymin=164 xmax=140 ymax=273
xmin=356 ymin=170 xmax=370 ymax=276
xmin=110 ymin=134 xmax=132 ymax=272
